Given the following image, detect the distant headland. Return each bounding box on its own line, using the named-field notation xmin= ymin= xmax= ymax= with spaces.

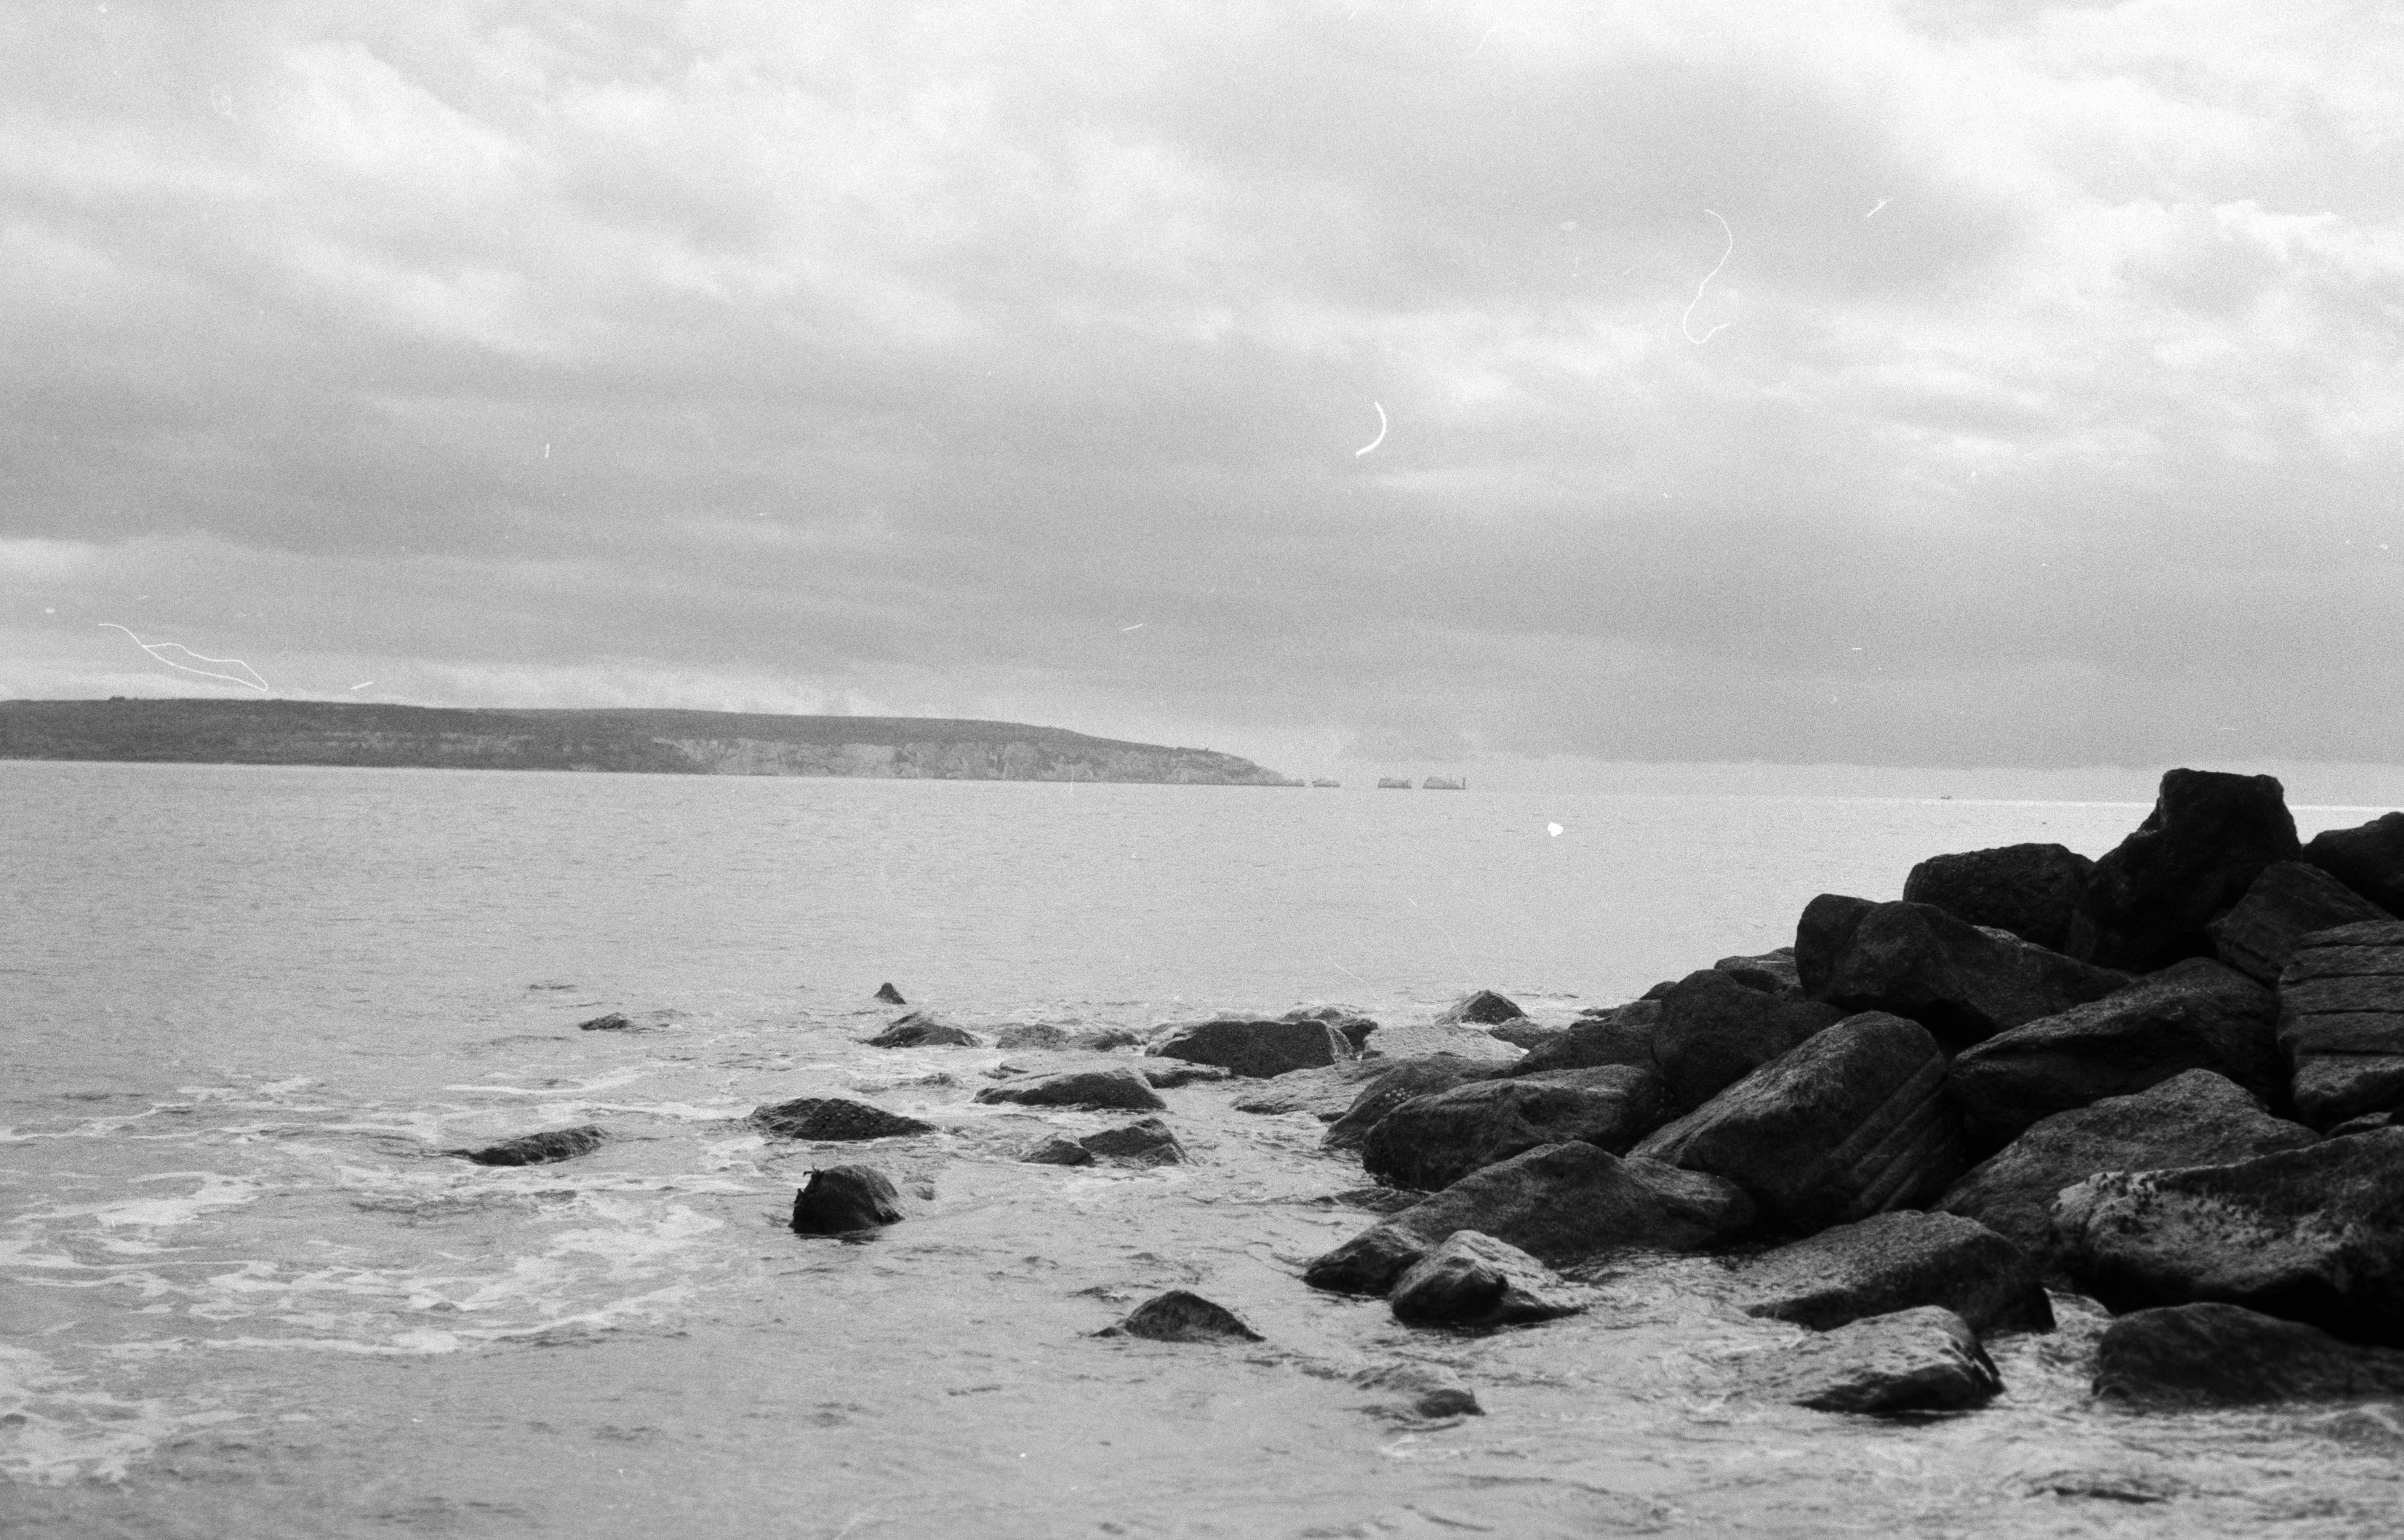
xmin=0 ymin=698 xmax=1298 ymax=785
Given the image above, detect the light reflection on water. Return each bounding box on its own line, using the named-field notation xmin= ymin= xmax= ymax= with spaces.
xmin=2 ymin=762 xmax=2398 ymax=1536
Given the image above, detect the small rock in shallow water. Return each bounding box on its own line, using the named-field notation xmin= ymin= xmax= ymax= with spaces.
xmin=1136 ymin=1058 xmax=1232 ymax=1088
xmin=992 ymin=1023 xmax=1072 ymax=1050
xmin=577 ymin=1012 xmax=633 ymax=1032
xmin=2094 ymin=1302 xmax=2404 ymax=1405
xmin=1740 ymin=1306 xmax=2002 ymax=1415
xmin=1098 ymin=1290 xmax=1262 ymax=1343
xmin=791 ymin=1165 xmax=905 ymax=1234
xmin=463 ymin=1125 xmax=605 ymax=1166
xmin=1152 ymin=1017 xmax=1351 ymax=1078
xmin=1389 ymin=1231 xmax=1587 ymax=1328
xmin=874 ymin=982 xmax=906 ymax=1004
xmin=973 ymin=1067 xmax=1166 ymax=1112
xmin=1733 ymin=1210 xmax=2052 ymax=1336
xmin=1078 ymin=1116 xmax=1188 ymax=1166
xmin=864 ymin=1011 xmax=980 ymax=1048
xmin=1022 ymin=1135 xmax=1094 ymax=1166
xmin=1350 ymin=1363 xmax=1483 ymax=1419
xmin=749 ymin=1097 xmax=933 ymax=1141
xmin=1437 ymin=989 xmax=1527 ymax=1026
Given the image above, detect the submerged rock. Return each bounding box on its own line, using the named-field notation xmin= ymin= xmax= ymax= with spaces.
xmin=576 ymin=1012 xmax=633 ymax=1032
xmin=1077 ymin=1116 xmax=1188 ymax=1166
xmin=1437 ymin=989 xmax=1527 ymax=1025
xmin=1323 ymin=1059 xmax=1496 ymax=1152
xmin=864 ymin=1011 xmax=981 ymax=1049
xmin=973 ymin=1067 xmax=1167 ymax=1112
xmin=1739 ymin=1306 xmax=2003 ymax=1415
xmin=1387 ymin=1231 xmax=1587 ymax=1327
xmin=1151 ymin=1017 xmax=1351 ymax=1078
xmin=791 ymin=1165 xmax=904 ymax=1234
xmin=873 ymin=982 xmax=906 ymax=1005
xmin=462 ymin=1125 xmax=605 ymax=1166
xmin=1651 ymin=969 xmax=1844 ymax=1110
xmin=1349 ymin=1363 xmax=1482 ymax=1419
xmin=2277 ymin=919 xmax=2404 ymax=1129
xmin=1937 ymin=1070 xmax=2318 ymax=1263
xmin=1733 ymin=1210 xmax=2052 ymax=1336
xmin=2303 ymin=810 xmax=2404 ymax=917
xmin=2066 ymin=768 xmax=2300 ymax=972
xmin=1902 ymin=842 xmax=2095 ymax=952
xmin=749 ymin=1097 xmax=934 ymax=1141
xmin=1946 ymin=957 xmax=2284 ymax=1147
xmin=2207 ymin=862 xmax=2388 ymax=985
xmin=2093 ymin=1303 xmax=2404 ymax=1406
xmin=1098 ymin=1290 xmax=1263 ymax=1343
xmin=1797 ymin=897 xmax=2129 ymax=1051
xmin=1360 ymin=1066 xmax=1663 ymax=1191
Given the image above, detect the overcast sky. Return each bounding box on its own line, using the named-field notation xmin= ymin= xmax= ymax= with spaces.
xmin=4 ymin=1 xmax=2401 ymax=779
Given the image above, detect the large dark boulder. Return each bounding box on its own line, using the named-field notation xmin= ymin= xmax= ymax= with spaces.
xmin=2208 ymin=862 xmax=2388 ymax=985
xmin=749 ymin=1098 xmax=934 ymax=1141
xmin=1737 ymin=1306 xmax=2002 ymax=1415
xmin=1632 ymin=1012 xmax=1966 ymax=1233
xmin=2066 ymin=769 xmax=2300 ymax=972
xmin=1800 ymin=899 xmax=2129 ymax=1051
xmin=1323 ymin=1058 xmax=1499 ymax=1152
xmin=1902 ymin=842 xmax=2096 ymax=951
xmin=1712 ymin=948 xmax=1802 ymax=997
xmin=2277 ymin=919 xmax=2404 ymax=1129
xmin=2093 ymin=1303 xmax=2404 ymax=1405
xmin=2303 ymin=810 xmax=2404 ymax=917
xmin=1651 ymin=969 xmax=1845 ymax=1110
xmin=1946 ymin=958 xmax=2284 ymax=1147
xmin=1151 ymin=1017 xmax=1350 ymax=1078
xmin=1793 ymin=894 xmax=1878 ymax=999
xmin=2053 ymin=1127 xmax=2404 ymax=1345
xmin=1437 ymin=990 xmax=1526 ymax=1025
xmin=462 ymin=1126 xmax=605 ymax=1166
xmin=1098 ymin=1290 xmax=1262 ymax=1343
xmin=1359 ymin=1066 xmax=1664 ymax=1191
xmin=1388 ymin=1231 xmax=1588 ymax=1327
xmin=1506 ymin=999 xmax=1660 ymax=1077
xmin=1937 ymin=1070 xmax=2317 ymax=1263
xmin=1732 ymin=1210 xmax=2052 ymax=1336
xmin=791 ymin=1165 xmax=904 ymax=1234
xmin=864 ymin=1011 xmax=980 ymax=1048
xmin=972 ymin=1067 xmax=1167 ymax=1112
xmin=1302 ymin=1142 xmax=1756 ymax=1295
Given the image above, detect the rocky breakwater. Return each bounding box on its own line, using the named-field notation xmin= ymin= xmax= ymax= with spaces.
xmin=1295 ymin=768 xmax=2404 ymax=1413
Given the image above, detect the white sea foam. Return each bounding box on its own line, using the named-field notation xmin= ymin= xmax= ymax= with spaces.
xmin=0 ymin=1342 xmax=237 ymax=1486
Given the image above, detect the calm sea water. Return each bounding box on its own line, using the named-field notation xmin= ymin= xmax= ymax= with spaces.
xmin=3 ymin=761 xmax=2398 ymax=1538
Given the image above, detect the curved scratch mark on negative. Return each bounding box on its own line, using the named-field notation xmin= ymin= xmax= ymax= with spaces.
xmin=99 ymin=622 xmax=268 ymax=691
xmin=1680 ymin=209 xmax=1735 ymax=345
xmin=1355 ymin=401 xmax=1388 ymax=457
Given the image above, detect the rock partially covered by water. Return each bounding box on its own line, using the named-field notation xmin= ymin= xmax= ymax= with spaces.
xmin=577 ymin=1012 xmax=633 ymax=1032
xmin=2304 ymin=810 xmax=2404 ymax=917
xmin=2207 ymin=863 xmax=2388 ymax=985
xmin=1022 ymin=1135 xmax=1093 ymax=1166
xmin=1282 ymin=1004 xmax=1381 ymax=1050
xmin=1740 ymin=1306 xmax=2003 ymax=1415
xmin=1734 ymin=1210 xmax=2052 ymax=1336
xmin=1323 ymin=1059 xmax=1497 ymax=1153
xmin=1947 ymin=958 xmax=2283 ymax=1147
xmin=1387 ymin=1231 xmax=1587 ymax=1327
xmin=2066 ymin=768 xmax=2300 ymax=973
xmin=973 ymin=1067 xmax=1167 ymax=1112
xmin=2053 ymin=1127 xmax=2404 ymax=1345
xmin=1098 ymin=1290 xmax=1263 ymax=1343
xmin=1507 ymin=999 xmax=1660 ymax=1077
xmin=1229 ymin=1059 xmax=1388 ymax=1119
xmin=1796 ymin=897 xmax=2129 ymax=1051
xmin=1349 ymin=1363 xmax=1482 ymax=1419
xmin=791 ymin=1165 xmax=905 ymax=1234
xmin=1902 ymin=843 xmax=2095 ymax=952
xmin=1651 ymin=969 xmax=1844 ymax=1110
xmin=462 ymin=1125 xmax=605 ymax=1166
xmin=1937 ymin=1070 xmax=2318 ymax=1263
xmin=1360 ymin=1066 xmax=1664 ymax=1191
xmin=864 ymin=1011 xmax=981 ymax=1048
xmin=749 ymin=1097 xmax=933 ymax=1141
xmin=1437 ymin=989 xmax=1526 ymax=1025
xmin=1633 ymin=1012 xmax=1965 ymax=1233
xmin=1078 ymin=1116 xmax=1188 ymax=1166
xmin=2093 ymin=1302 xmax=2404 ymax=1406
xmin=1303 ymin=1142 xmax=1756 ymax=1295
xmin=2277 ymin=919 xmax=2404 ymax=1129
xmin=1136 ymin=1058 xmax=1233 ymax=1088
xmin=873 ymin=982 xmax=906 ymax=1004
xmin=1151 ymin=1017 xmax=1350 ymax=1078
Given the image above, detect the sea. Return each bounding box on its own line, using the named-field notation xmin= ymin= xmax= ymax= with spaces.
xmin=3 ymin=759 xmax=2400 ymax=1538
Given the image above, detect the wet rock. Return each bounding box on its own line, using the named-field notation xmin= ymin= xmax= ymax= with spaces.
xmin=1360 ymin=1066 xmax=1664 ymax=1191
xmin=2053 ymin=1127 xmax=2404 ymax=1345
xmin=2066 ymin=768 xmax=2301 ymax=973
xmin=864 ymin=1011 xmax=981 ymax=1048
xmin=972 ymin=1067 xmax=1167 ymax=1113
xmin=1733 ymin=1210 xmax=2052 ymax=1336
xmin=1740 ymin=1306 xmax=2002 ymax=1415
xmin=1388 ymin=1231 xmax=1588 ymax=1327
xmin=1632 ymin=1012 xmax=1966 ymax=1233
xmin=749 ymin=1097 xmax=934 ymax=1141
xmin=1794 ymin=893 xmax=1877 ymax=999
xmin=1075 ymin=1027 xmax=1147 ymax=1052
xmin=462 ymin=1125 xmax=605 ymax=1166
xmin=2093 ymin=1302 xmax=2404 ymax=1405
xmin=1651 ymin=969 xmax=1845 ymax=1110
xmin=1136 ymin=1058 xmax=1232 ymax=1088
xmin=1902 ymin=843 xmax=2095 ymax=952
xmin=1323 ymin=1059 xmax=1497 ymax=1153
xmin=1078 ymin=1116 xmax=1187 ymax=1166
xmin=1487 ymin=1019 xmax=1566 ymax=1050
xmin=1937 ymin=1070 xmax=2318 ymax=1263
xmin=873 ymin=982 xmax=906 ymax=1005
xmin=576 ymin=1012 xmax=633 ymax=1032
xmin=2332 ymin=1109 xmax=2404 ymax=1137
xmin=1437 ymin=989 xmax=1526 ymax=1025
xmin=2208 ymin=863 xmax=2388 ymax=985
xmin=1022 ymin=1135 xmax=1094 ymax=1166
xmin=1151 ymin=1017 xmax=1351 ymax=1079
xmin=1349 ymin=1363 xmax=1482 ymax=1418
xmin=1097 ymin=1290 xmax=1263 ymax=1343
xmin=2277 ymin=919 xmax=2404 ymax=1129
xmin=1508 ymin=999 xmax=1661 ymax=1077
xmin=992 ymin=1023 xmax=1073 ymax=1051
xmin=1800 ymin=898 xmax=2130 ymax=1051
xmin=791 ymin=1165 xmax=904 ymax=1234
xmin=2304 ymin=811 xmax=2404 ymax=916
xmin=1282 ymin=1004 xmax=1381 ymax=1050
xmin=1303 ymin=1142 xmax=1756 ymax=1295
xmin=1357 ymin=1022 xmax=1524 ymax=1064
xmin=1713 ymin=947 xmax=1803 ymax=997
xmin=1229 ymin=1059 xmax=1389 ymax=1119
xmin=1947 ymin=958 xmax=2284 ymax=1147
